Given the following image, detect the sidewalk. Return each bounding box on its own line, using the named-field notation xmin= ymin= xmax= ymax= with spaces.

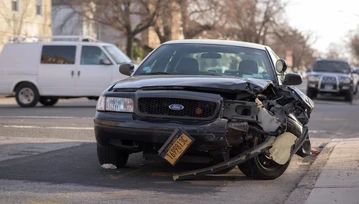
xmin=305 ymin=139 xmax=359 ymax=204
xmin=0 ymin=97 xmax=15 ymax=105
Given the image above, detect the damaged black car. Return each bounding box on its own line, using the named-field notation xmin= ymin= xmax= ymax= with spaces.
xmin=94 ymin=39 xmax=314 ymax=181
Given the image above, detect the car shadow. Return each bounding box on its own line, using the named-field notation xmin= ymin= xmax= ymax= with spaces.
xmin=313 ymin=94 xmax=356 ymax=104
xmin=0 ymin=143 xmax=250 ymax=194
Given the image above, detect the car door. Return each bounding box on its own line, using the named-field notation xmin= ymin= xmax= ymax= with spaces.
xmin=38 ymin=45 xmax=77 ymax=96
xmin=77 ymin=45 xmax=113 ymax=96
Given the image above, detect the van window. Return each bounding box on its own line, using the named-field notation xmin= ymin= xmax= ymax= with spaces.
xmin=103 ymin=45 xmax=132 ymax=64
xmin=41 ymin=45 xmax=76 ymax=64
xmin=81 ymin=46 xmax=110 ymax=65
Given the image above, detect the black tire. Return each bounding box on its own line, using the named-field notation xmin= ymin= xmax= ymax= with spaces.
xmin=238 ymin=154 xmax=291 ymax=180
xmin=344 ymin=90 xmax=353 ymax=102
xmin=97 ymin=144 xmax=129 ymax=168
xmin=15 ymin=83 xmax=39 ymax=107
xmin=39 ymin=97 xmax=59 ymax=106
xmin=306 ymin=88 xmax=317 ymax=99
xmin=354 ymin=84 xmax=358 ymax=95
xmin=296 ymin=140 xmax=311 ymax=157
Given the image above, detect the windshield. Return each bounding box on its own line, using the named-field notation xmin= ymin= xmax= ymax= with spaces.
xmin=103 ymin=45 xmax=132 ymax=64
xmin=313 ymin=61 xmax=351 ymax=73
xmin=133 ymin=44 xmax=274 ymax=80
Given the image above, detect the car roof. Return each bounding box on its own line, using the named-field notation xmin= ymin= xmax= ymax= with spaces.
xmin=7 ymin=41 xmax=114 ymax=46
xmin=163 ymin=39 xmax=267 ymax=50
xmin=315 ymin=58 xmax=348 ymax=63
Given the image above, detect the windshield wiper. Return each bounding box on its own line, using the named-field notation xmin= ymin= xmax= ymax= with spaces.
xmin=143 ymin=72 xmax=172 ymax=75
xmin=201 ymin=73 xmax=223 ymax=76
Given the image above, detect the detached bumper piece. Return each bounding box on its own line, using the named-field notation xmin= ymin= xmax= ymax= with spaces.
xmin=172 ymin=136 xmax=276 ymax=181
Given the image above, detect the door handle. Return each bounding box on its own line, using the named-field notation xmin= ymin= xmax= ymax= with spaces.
xmin=78 ymin=71 xmax=81 ymax=77
xmin=71 ymin=70 xmax=74 ymax=77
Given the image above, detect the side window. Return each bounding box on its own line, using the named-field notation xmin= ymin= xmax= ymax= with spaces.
xmin=41 ymin=45 xmax=76 ymax=64
xmin=81 ymin=46 xmax=110 ymax=65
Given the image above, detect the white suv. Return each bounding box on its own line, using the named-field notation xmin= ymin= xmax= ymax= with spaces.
xmin=0 ymin=36 xmax=133 ymax=107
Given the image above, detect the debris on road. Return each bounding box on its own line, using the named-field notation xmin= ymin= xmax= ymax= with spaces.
xmin=101 ymin=163 xmax=117 ymax=169
xmin=310 ymin=149 xmax=320 ymax=155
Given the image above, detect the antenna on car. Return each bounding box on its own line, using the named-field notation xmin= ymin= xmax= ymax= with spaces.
xmin=8 ymin=35 xmax=100 ymax=43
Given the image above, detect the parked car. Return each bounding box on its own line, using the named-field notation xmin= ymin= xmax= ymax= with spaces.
xmin=352 ymin=67 xmax=359 ymax=91
xmin=94 ymin=39 xmax=314 ymax=181
xmin=0 ymin=36 xmax=134 ymax=107
xmin=306 ymin=59 xmax=358 ymax=101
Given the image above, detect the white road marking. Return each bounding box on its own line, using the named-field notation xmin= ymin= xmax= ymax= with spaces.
xmin=308 ymin=130 xmax=326 ymax=133
xmin=2 ymin=125 xmax=93 ymax=130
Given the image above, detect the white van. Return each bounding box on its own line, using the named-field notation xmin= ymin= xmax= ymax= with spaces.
xmin=0 ymin=36 xmax=133 ymax=107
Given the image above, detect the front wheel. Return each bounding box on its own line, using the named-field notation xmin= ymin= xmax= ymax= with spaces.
xmin=344 ymin=90 xmax=353 ymax=102
xmin=238 ymin=152 xmax=291 ymax=180
xmin=296 ymin=140 xmax=311 ymax=157
xmin=39 ymin=97 xmax=59 ymax=106
xmin=354 ymin=84 xmax=358 ymax=95
xmin=306 ymin=88 xmax=317 ymax=99
xmin=97 ymin=144 xmax=129 ymax=168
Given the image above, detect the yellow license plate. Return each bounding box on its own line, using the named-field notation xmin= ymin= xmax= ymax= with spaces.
xmin=158 ymin=128 xmax=194 ymax=166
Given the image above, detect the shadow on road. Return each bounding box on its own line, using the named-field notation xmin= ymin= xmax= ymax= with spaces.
xmin=0 ymin=143 xmax=250 ymax=194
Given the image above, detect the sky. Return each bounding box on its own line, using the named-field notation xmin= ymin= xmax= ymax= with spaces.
xmin=286 ymin=0 xmax=359 ymax=56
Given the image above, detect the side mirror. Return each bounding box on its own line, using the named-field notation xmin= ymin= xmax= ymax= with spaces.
xmin=276 ymin=59 xmax=288 ymax=74
xmin=283 ymin=73 xmax=302 ymax=85
xmin=100 ymin=59 xmax=112 ymax=65
xmin=119 ymin=63 xmax=134 ymax=76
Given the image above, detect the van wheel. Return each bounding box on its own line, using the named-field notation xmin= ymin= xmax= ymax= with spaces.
xmin=15 ymin=83 xmax=39 ymax=107
xmin=39 ymin=97 xmax=59 ymax=106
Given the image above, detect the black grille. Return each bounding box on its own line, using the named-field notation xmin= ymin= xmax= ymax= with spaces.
xmin=138 ymin=98 xmax=217 ymax=119
xmin=320 ymin=84 xmax=337 ymax=89
xmin=322 ymin=76 xmax=337 ymax=83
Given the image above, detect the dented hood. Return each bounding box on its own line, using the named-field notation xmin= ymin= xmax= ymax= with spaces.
xmin=112 ymin=75 xmax=273 ymax=94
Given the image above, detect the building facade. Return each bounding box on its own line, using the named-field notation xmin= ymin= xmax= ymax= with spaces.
xmin=52 ymin=1 xmax=127 ymax=49
xmin=0 ymin=0 xmax=52 ymax=51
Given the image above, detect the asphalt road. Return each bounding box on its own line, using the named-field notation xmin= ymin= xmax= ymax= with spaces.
xmin=0 ymin=81 xmax=358 ymax=204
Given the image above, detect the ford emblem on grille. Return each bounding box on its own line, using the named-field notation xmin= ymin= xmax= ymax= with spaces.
xmin=169 ymin=104 xmax=184 ymax=111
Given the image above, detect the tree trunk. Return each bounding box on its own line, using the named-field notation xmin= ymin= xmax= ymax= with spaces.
xmin=126 ymin=35 xmax=134 ymax=59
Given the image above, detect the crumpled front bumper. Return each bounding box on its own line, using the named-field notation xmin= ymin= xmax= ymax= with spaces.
xmin=94 ymin=112 xmax=229 ymax=151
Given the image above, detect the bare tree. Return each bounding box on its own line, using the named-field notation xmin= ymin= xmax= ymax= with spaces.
xmin=349 ymin=31 xmax=359 ymax=61
xmin=151 ymin=0 xmax=176 ymax=43
xmin=269 ymin=25 xmax=317 ymax=69
xmin=0 ymin=0 xmax=31 ymax=36
xmin=179 ymin=0 xmax=224 ymax=39
xmin=152 ymin=0 xmax=224 ymax=44
xmin=223 ymin=0 xmax=287 ymax=44
xmin=59 ymin=0 xmax=163 ymax=58
xmin=326 ymin=43 xmax=343 ymax=59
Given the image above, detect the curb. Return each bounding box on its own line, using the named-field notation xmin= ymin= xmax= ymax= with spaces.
xmin=284 ymin=141 xmax=339 ymax=204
